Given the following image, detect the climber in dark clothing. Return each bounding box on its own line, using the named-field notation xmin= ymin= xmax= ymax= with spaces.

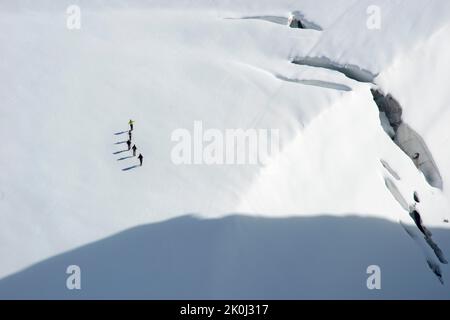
xmin=413 ymin=153 xmax=420 ymax=160
xmin=132 ymin=144 xmax=137 ymax=157
xmin=126 ymin=139 xmax=131 ymax=151
xmin=138 ymin=153 xmax=143 ymax=166
xmin=413 ymin=191 xmax=420 ymax=203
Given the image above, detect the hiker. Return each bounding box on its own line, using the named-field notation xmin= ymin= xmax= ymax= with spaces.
xmin=413 ymin=152 xmax=420 ymax=160
xmin=128 ymin=130 xmax=132 ymax=141
xmin=413 ymin=191 xmax=420 ymax=203
xmin=126 ymin=139 xmax=131 ymax=151
xmin=138 ymin=153 xmax=143 ymax=166
xmin=129 ymin=119 xmax=134 ymax=131
xmin=132 ymin=144 xmax=137 ymax=157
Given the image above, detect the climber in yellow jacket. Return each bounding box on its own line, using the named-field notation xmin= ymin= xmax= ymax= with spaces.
xmin=129 ymin=119 xmax=134 ymax=131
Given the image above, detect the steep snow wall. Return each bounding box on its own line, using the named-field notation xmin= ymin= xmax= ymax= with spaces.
xmin=371 ymin=89 xmax=443 ymax=189
xmin=395 ymin=124 xmax=443 ymax=190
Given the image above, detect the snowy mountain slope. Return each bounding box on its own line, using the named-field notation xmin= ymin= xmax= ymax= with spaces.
xmin=377 ymin=23 xmax=450 ymax=203
xmin=0 ymin=2 xmax=340 ymax=280
xmin=0 ymin=0 xmax=450 ymax=298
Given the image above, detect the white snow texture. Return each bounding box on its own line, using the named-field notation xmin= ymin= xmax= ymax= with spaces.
xmin=0 ymin=0 xmax=450 ymax=299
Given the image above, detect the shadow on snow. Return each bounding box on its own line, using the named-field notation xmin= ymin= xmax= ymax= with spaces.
xmin=0 ymin=215 xmax=449 ymax=299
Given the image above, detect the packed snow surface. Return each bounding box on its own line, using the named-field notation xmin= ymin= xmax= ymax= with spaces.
xmin=0 ymin=0 xmax=450 ymax=298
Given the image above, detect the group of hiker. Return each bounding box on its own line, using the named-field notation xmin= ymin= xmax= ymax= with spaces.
xmin=126 ymin=119 xmax=143 ymax=167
